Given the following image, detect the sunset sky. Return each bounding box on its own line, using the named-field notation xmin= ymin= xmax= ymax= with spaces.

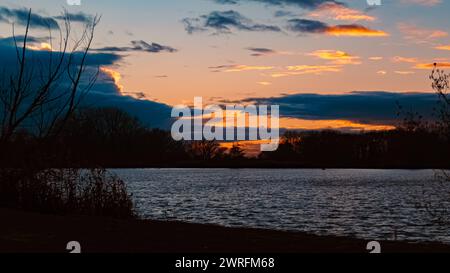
xmin=1 ymin=0 xmax=449 ymax=131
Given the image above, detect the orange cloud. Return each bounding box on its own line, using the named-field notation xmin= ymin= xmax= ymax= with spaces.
xmin=394 ymin=71 xmax=415 ymax=75
xmin=271 ymin=73 xmax=290 ymax=78
xmin=100 ymin=67 xmax=124 ymax=93
xmin=308 ymin=50 xmax=361 ymax=65
xmin=369 ymin=57 xmax=383 ymax=61
xmin=325 ymin=25 xmax=388 ymax=37
xmin=210 ymin=64 xmax=274 ymax=72
xmin=435 ymin=45 xmax=450 ymax=51
xmin=392 ymin=56 xmax=419 ymax=63
xmin=287 ymin=65 xmax=341 ymax=72
xmin=280 ymin=117 xmax=395 ymax=131
xmin=415 ymin=62 xmax=450 ymax=69
xmin=271 ymin=65 xmax=341 ymax=77
xmin=309 ymin=2 xmax=376 ymax=22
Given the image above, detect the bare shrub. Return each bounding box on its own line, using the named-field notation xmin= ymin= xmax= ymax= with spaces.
xmin=0 ymin=168 xmax=135 ymax=218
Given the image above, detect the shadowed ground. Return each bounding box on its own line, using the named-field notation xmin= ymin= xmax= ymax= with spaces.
xmin=0 ymin=209 xmax=449 ymax=253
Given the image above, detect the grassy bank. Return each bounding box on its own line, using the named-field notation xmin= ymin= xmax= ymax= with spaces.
xmin=0 ymin=209 xmax=449 ymax=253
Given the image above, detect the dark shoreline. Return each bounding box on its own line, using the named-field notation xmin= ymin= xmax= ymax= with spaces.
xmin=44 ymin=161 xmax=450 ymax=170
xmin=1 ymin=209 xmax=449 ymax=253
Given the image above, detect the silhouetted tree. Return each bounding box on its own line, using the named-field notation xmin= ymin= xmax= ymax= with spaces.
xmin=187 ymin=140 xmax=225 ymax=161
xmin=430 ymin=64 xmax=450 ymax=138
xmin=228 ymin=143 xmax=245 ymax=159
xmin=0 ymin=9 xmax=100 ymax=145
xmin=0 ymin=10 xmax=135 ymax=219
xmin=419 ymin=65 xmax=450 ymax=224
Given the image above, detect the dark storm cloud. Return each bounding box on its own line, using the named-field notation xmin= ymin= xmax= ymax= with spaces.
xmin=0 ymin=43 xmax=122 ymax=68
xmin=211 ymin=0 xmax=345 ymax=9
xmin=0 ymin=35 xmax=49 ymax=46
xmin=93 ymin=40 xmax=177 ymax=54
xmin=0 ymin=41 xmax=173 ymax=130
xmin=240 ymin=92 xmax=439 ymax=125
xmin=82 ymin=89 xmax=173 ymax=129
xmin=0 ymin=6 xmax=59 ymax=29
xmin=183 ymin=10 xmax=282 ymax=34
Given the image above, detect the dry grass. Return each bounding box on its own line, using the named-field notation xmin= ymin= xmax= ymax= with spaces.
xmin=0 ymin=168 xmax=135 ymax=219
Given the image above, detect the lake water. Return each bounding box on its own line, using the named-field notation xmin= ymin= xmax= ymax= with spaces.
xmin=112 ymin=169 xmax=450 ymax=244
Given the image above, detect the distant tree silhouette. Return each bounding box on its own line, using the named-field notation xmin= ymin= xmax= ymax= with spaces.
xmin=228 ymin=143 xmax=245 ymax=160
xmin=66 ymin=107 xmax=144 ymax=138
xmin=260 ymin=128 xmax=449 ymax=168
xmin=396 ymin=101 xmax=429 ymax=133
xmin=58 ymin=107 xmax=188 ymax=166
xmin=283 ymin=131 xmax=302 ymax=153
xmin=187 ymin=140 xmax=226 ymax=161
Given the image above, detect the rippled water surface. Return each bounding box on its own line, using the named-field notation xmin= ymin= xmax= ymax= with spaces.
xmin=112 ymin=169 xmax=450 ymax=243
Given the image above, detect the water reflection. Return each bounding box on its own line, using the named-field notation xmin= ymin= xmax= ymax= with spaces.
xmin=112 ymin=168 xmax=450 ymax=244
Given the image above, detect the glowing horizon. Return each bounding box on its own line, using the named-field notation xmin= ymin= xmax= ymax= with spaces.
xmin=1 ymin=0 xmax=449 ymax=131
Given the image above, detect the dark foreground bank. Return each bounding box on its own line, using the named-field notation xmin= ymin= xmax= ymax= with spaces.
xmin=0 ymin=209 xmax=449 ymax=253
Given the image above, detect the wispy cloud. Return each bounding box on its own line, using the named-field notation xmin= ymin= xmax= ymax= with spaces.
xmin=274 ymin=10 xmax=297 ymax=17
xmin=54 ymin=11 xmax=94 ymax=24
xmin=183 ymin=10 xmax=281 ymax=34
xmin=271 ymin=65 xmax=341 ymax=77
xmin=0 ymin=7 xmax=96 ymax=29
xmin=246 ymin=47 xmax=277 ymax=57
xmin=0 ymin=6 xmax=59 ymax=29
xmin=308 ymin=2 xmax=376 ymax=22
xmin=415 ymin=62 xmax=450 ymax=69
xmin=400 ymin=0 xmax=441 ymax=6
xmin=211 ymin=0 xmax=346 ymax=10
xmin=398 ymin=22 xmax=448 ymax=43
xmin=392 ymin=56 xmax=419 ymax=63
xmin=246 ymin=47 xmax=294 ymax=57
xmin=394 ymin=71 xmax=415 ymax=75
xmin=93 ymin=40 xmax=177 ymax=54
xmin=435 ymin=45 xmax=450 ymax=51
xmin=308 ymin=49 xmax=361 ymax=64
xmin=209 ymin=64 xmax=274 ymax=72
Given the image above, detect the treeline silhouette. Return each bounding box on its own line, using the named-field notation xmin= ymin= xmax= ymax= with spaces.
xmin=261 ymin=129 xmax=450 ymax=168
xmin=3 ymin=106 xmax=450 ymax=169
